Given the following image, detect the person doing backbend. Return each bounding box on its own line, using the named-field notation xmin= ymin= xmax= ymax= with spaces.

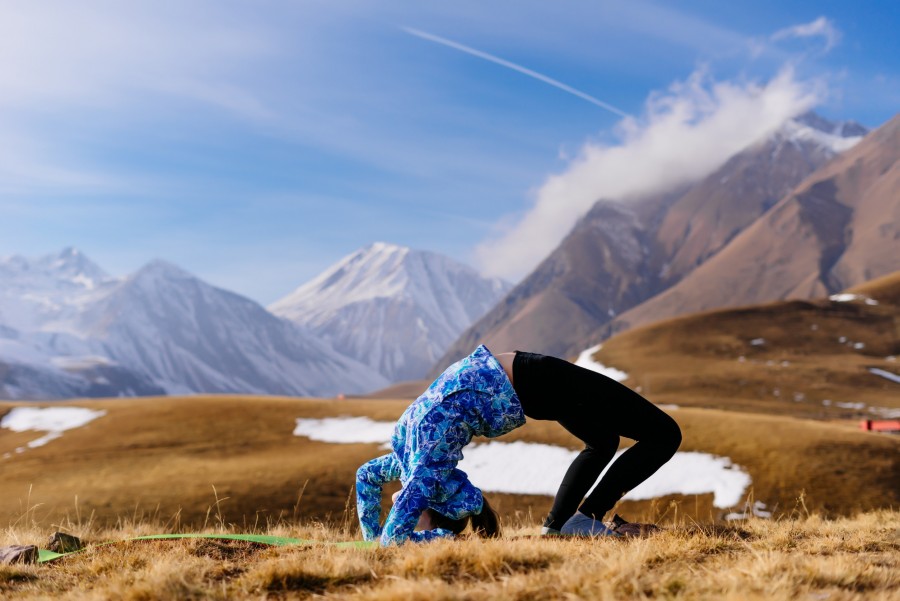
xmin=355 ymin=344 xmax=681 ymax=545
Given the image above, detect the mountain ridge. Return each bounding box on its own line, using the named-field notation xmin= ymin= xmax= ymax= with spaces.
xmin=435 ymin=112 xmax=871 ymax=368
xmin=270 ymin=242 xmax=512 ymax=382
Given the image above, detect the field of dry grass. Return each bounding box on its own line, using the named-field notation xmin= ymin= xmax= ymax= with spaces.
xmin=1 ymin=395 xmax=898 ymax=531
xmin=2 ymin=510 xmax=899 ymax=600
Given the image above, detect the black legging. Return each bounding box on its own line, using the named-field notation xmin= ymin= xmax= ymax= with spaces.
xmin=513 ymin=351 xmax=682 ymax=530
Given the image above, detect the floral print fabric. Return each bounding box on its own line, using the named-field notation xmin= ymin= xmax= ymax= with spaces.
xmin=355 ymin=344 xmax=525 ymax=546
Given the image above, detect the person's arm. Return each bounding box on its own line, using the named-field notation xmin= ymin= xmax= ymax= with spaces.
xmin=355 ymin=454 xmax=400 ymax=541
xmin=379 ymin=461 xmax=455 ymax=545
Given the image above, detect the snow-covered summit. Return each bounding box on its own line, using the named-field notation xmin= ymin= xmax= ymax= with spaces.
xmin=776 ymin=112 xmax=869 ymax=155
xmin=270 ymin=243 xmax=512 ymax=382
xmin=0 ymin=247 xmax=110 ymax=290
xmin=0 ymin=248 xmax=115 ymax=332
xmin=272 ymin=242 xmax=508 ymax=319
xmin=794 ymin=112 xmax=868 ymax=138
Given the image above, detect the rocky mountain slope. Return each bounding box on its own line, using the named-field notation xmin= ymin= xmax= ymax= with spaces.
xmin=610 ymin=113 xmax=898 ymax=335
xmin=437 ymin=113 xmax=873 ymax=365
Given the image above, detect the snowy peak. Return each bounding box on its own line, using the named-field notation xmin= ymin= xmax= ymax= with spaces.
xmin=1 ymin=247 xmax=109 ymax=289
xmin=794 ymin=112 xmax=868 ymax=138
xmin=777 ymin=112 xmax=869 ymax=155
xmin=271 ymin=242 xmax=508 ymax=317
xmin=0 ymin=248 xmax=114 ymax=332
xmin=312 ymin=241 xmax=412 ymax=300
xmin=127 ymin=259 xmax=195 ymax=288
xmin=270 ymin=243 xmax=512 ymax=382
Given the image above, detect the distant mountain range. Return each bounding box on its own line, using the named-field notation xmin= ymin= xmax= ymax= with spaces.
xmin=269 ymin=242 xmax=511 ymax=382
xmin=0 ymin=250 xmax=389 ymax=399
xmin=0 ymin=244 xmax=509 ymax=400
xmin=436 ymin=112 xmax=896 ymax=366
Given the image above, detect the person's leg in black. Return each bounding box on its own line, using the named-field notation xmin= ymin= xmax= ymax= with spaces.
xmin=542 ymin=413 xmax=619 ymax=531
xmin=577 ymin=379 xmax=682 ymax=523
xmin=512 ymin=351 xmax=681 ymax=535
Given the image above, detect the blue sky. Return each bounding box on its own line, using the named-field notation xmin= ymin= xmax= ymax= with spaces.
xmin=1 ymin=0 xmax=897 ymax=304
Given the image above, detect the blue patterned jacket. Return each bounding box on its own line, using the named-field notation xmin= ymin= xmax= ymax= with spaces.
xmin=355 ymin=345 xmax=525 ymax=546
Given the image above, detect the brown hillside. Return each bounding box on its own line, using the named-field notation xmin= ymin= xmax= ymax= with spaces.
xmin=592 ymin=280 xmax=899 ymax=419
xmin=610 ymin=113 xmax=900 ymax=335
xmin=653 ymin=125 xmax=846 ymax=288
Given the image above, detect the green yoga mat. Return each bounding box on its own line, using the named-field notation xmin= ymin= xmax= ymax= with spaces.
xmin=38 ymin=533 xmax=377 ymax=563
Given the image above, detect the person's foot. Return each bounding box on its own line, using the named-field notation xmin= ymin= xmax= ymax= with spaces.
xmin=560 ymin=512 xmax=621 ymax=537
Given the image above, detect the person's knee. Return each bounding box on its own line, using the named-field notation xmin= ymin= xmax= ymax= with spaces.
xmin=659 ymin=414 xmax=682 ymax=453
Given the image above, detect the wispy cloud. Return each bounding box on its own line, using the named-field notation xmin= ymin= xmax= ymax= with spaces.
xmin=402 ymin=27 xmax=630 ymax=118
xmin=475 ymin=67 xmax=823 ymax=280
xmin=771 ymin=16 xmax=841 ymax=52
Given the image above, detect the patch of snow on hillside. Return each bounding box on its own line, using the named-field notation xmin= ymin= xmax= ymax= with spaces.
xmin=575 ymin=344 xmax=628 ymax=382
xmin=829 ymin=293 xmax=878 ymax=305
xmin=784 ymin=120 xmax=864 ymax=154
xmin=870 ymin=368 xmax=900 ymax=385
xmin=293 ymin=416 xmax=395 ymax=445
xmin=836 ymin=402 xmax=866 ymax=410
xmin=1 ymin=406 xmax=106 ymax=452
xmin=724 ymin=500 xmax=772 ymax=521
xmin=869 ymin=406 xmax=900 ymax=419
xmin=292 ymin=416 xmax=750 ymax=508
xmin=51 ymin=356 xmax=114 ymax=369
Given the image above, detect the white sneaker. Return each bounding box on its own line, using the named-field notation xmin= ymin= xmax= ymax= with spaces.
xmin=540 ymin=526 xmax=561 ymax=536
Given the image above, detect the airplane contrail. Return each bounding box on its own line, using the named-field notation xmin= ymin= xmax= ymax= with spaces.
xmin=402 ymin=27 xmax=630 ymax=119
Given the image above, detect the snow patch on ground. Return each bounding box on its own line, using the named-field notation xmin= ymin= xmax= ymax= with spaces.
xmin=294 ymin=416 xmax=395 ymax=445
xmin=724 ymin=500 xmax=772 ymax=521
xmin=869 ymin=406 xmax=900 ymax=419
xmin=50 ymin=355 xmax=114 ymax=369
xmin=829 ymin=293 xmax=878 ymax=305
xmin=836 ymin=401 xmax=866 ymax=410
xmin=870 ymin=368 xmax=900 ymax=385
xmin=574 ymin=344 xmax=628 ymax=382
xmin=461 ymin=442 xmax=750 ymax=508
xmin=1 ymin=406 xmax=106 ymax=454
xmin=293 ymin=417 xmax=750 ymax=508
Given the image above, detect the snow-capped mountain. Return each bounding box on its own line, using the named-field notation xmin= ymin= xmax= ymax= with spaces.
xmin=437 ymin=112 xmax=872 ymax=364
xmin=770 ymin=112 xmax=867 ymax=159
xmin=0 ymin=250 xmax=389 ymax=399
xmin=78 ymin=260 xmax=388 ymax=396
xmin=0 ymin=247 xmax=116 ymax=332
xmin=269 ymin=242 xmax=512 ymax=382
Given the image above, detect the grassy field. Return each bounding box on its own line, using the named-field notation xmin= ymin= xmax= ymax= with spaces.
xmin=1 ymin=395 xmax=898 ymax=531
xmin=2 ymin=511 xmax=899 ymax=600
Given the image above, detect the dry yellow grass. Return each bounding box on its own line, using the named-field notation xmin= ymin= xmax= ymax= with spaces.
xmin=1 ymin=510 xmax=898 ymax=600
xmin=2 ymin=395 xmax=898 ymax=531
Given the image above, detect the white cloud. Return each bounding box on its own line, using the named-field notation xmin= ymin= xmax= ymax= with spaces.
xmin=475 ymin=67 xmax=822 ymax=280
xmin=771 ymin=16 xmax=841 ymax=52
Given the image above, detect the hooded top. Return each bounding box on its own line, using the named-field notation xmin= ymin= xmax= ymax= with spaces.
xmin=356 ymin=344 xmax=525 ymax=545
